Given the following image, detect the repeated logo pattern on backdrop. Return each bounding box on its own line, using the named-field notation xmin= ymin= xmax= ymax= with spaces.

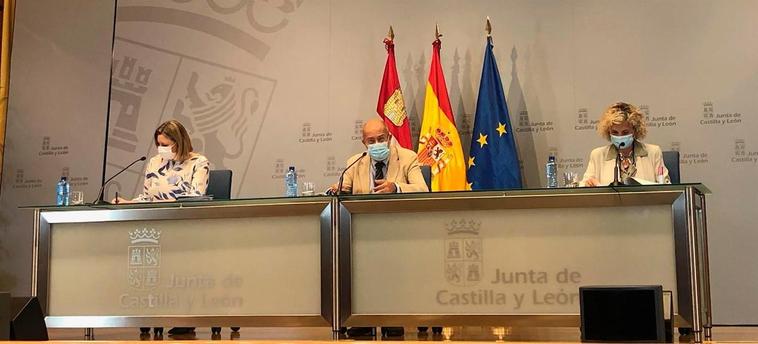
xmin=13 ymin=0 xmax=758 ymax=323
xmin=96 ymin=0 xmax=757 ymax=324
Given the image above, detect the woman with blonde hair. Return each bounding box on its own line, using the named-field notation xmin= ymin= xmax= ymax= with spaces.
xmin=581 ymin=102 xmax=670 ymax=186
xmin=115 ymin=119 xmax=209 ymax=203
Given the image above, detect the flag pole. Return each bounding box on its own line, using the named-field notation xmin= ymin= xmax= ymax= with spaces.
xmin=486 ymin=16 xmax=492 ymax=37
xmin=435 ymin=23 xmax=442 ymax=40
xmin=384 ymin=25 xmax=395 ymax=51
xmin=378 ymin=23 xmax=412 ymax=150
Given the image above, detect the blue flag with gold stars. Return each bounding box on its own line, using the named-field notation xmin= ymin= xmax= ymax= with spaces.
xmin=467 ymin=36 xmax=522 ymax=190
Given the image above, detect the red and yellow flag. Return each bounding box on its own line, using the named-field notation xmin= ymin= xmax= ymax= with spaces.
xmin=377 ymin=33 xmax=412 ymax=149
xmin=417 ymin=36 xmax=467 ymax=191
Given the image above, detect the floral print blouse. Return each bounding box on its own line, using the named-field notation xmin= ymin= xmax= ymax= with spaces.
xmin=134 ymin=153 xmax=210 ymax=201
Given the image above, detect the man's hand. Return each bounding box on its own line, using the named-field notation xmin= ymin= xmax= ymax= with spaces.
xmin=372 ymin=179 xmax=397 ymax=193
xmin=327 ymin=183 xmax=351 ymax=194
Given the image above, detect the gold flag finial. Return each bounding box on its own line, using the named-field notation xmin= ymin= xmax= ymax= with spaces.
xmin=486 ymin=16 xmax=492 ymax=37
xmin=435 ymin=23 xmax=442 ymax=40
xmin=388 ymin=25 xmax=395 ymax=40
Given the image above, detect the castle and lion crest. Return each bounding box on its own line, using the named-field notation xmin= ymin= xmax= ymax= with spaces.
xmin=383 ymin=89 xmax=408 ymax=127
xmin=128 ymin=228 xmax=161 ymax=290
xmin=444 ymin=219 xmax=483 ymax=287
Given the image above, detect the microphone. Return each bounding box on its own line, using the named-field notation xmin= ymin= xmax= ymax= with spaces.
xmin=93 ymin=156 xmax=147 ymax=204
xmin=333 ymin=152 xmax=367 ymax=195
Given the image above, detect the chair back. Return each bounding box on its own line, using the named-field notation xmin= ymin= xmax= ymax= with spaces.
xmin=419 ymin=165 xmax=432 ymax=192
xmin=207 ymin=170 xmax=233 ymax=199
xmin=662 ymin=151 xmax=680 ymax=184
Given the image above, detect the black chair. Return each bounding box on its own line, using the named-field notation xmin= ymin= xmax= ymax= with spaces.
xmin=662 ymin=151 xmax=680 ymax=184
xmin=207 ymin=170 xmax=233 ymax=199
xmin=208 ymin=170 xmax=235 ymax=334
xmin=419 ymin=165 xmax=432 ymax=191
xmin=139 ymin=170 xmax=234 ymax=338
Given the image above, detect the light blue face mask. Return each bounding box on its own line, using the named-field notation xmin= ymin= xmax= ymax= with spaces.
xmin=610 ymin=134 xmax=634 ymax=149
xmin=367 ymin=142 xmax=390 ymax=161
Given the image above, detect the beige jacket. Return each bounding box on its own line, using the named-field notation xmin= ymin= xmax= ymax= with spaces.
xmin=581 ymin=141 xmax=670 ymax=186
xmin=342 ymin=144 xmax=429 ymax=194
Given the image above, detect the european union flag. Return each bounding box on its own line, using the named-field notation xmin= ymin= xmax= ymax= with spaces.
xmin=467 ymin=36 xmax=522 ymax=190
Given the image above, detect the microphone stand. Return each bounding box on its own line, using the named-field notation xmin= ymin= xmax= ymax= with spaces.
xmin=335 ymin=152 xmax=367 ymax=195
xmin=612 ymin=152 xmax=622 ymax=187
xmin=93 ymin=156 xmax=147 ymax=204
xmin=612 ymin=141 xmax=630 ymax=186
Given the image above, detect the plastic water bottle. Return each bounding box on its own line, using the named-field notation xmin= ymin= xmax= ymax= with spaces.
xmin=285 ymin=166 xmax=298 ymax=197
xmin=56 ymin=176 xmax=70 ymax=206
xmin=546 ymin=156 xmax=558 ymax=188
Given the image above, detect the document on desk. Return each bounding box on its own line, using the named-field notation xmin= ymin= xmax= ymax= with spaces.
xmin=631 ymin=177 xmax=657 ymax=185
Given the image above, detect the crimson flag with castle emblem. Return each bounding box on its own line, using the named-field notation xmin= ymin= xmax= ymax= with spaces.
xmin=376 ymin=26 xmax=412 ymax=149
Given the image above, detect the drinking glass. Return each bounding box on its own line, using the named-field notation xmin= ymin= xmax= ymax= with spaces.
xmin=70 ymin=191 xmax=84 ymax=205
xmin=563 ymin=172 xmax=580 ymax=187
xmin=301 ymin=181 xmax=315 ymax=196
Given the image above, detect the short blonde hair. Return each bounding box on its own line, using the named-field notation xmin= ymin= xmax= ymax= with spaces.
xmin=154 ymin=120 xmax=194 ymax=162
xmin=597 ymin=102 xmax=647 ymax=141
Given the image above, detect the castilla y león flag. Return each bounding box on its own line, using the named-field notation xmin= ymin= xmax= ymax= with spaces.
xmin=416 ymin=36 xmax=467 ymax=191
xmin=377 ymin=36 xmax=412 ymax=149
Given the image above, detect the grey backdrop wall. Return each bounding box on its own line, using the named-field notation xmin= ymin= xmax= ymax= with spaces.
xmin=0 ymin=0 xmax=114 ymax=296
xmin=1 ymin=0 xmax=757 ymax=325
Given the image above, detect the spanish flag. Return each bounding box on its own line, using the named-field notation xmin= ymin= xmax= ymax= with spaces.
xmin=417 ymin=34 xmax=467 ymax=191
xmin=377 ymin=28 xmax=412 ymax=149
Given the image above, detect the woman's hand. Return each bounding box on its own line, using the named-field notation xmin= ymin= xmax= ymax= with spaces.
xmin=111 ymin=196 xmax=132 ymax=204
xmin=584 ymin=177 xmax=600 ymax=187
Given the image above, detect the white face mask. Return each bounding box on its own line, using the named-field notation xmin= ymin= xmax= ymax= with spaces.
xmin=158 ymin=145 xmax=175 ymax=160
